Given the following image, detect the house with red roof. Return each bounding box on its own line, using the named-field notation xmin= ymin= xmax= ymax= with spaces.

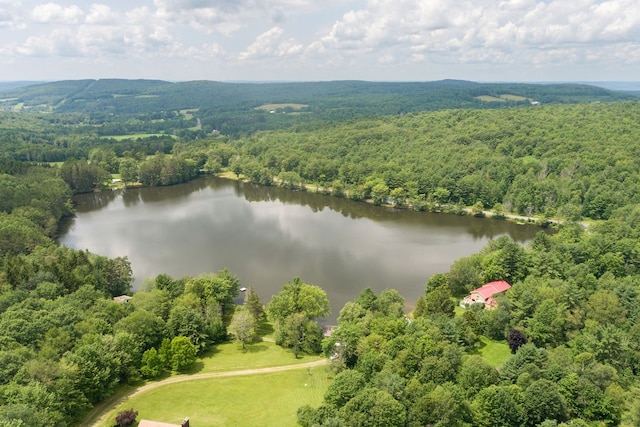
xmin=460 ymin=280 xmax=511 ymax=309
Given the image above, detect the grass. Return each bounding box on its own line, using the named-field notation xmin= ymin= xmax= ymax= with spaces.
xmin=475 ymin=95 xmax=506 ymax=102
xmin=255 ymin=103 xmax=308 ymax=111
xmin=180 ymin=109 xmax=199 ymax=120
xmin=100 ymin=366 xmax=331 ymax=427
xmin=476 ymin=94 xmax=530 ymax=103
xmin=476 ymin=336 xmax=512 ymax=368
xmin=100 ymin=133 xmax=174 ymax=140
xmin=90 ymin=339 xmax=325 ymax=426
xmin=500 ymin=94 xmax=528 ymax=101
xmin=192 ymin=339 xmax=323 ymax=374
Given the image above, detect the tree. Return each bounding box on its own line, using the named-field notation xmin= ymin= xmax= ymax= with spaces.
xmin=267 ymin=277 xmax=330 ymax=322
xmin=371 ymin=182 xmax=390 ymax=205
xmin=507 ymin=328 xmax=528 ymax=354
xmin=340 ymin=388 xmax=405 ymax=427
xmin=115 ymin=409 xmax=138 ymax=427
xmin=166 ymin=305 xmax=209 ymax=352
xmin=115 ymin=309 xmax=166 ymax=352
xmin=472 ymin=385 xmax=525 ymax=427
xmin=324 ymin=370 xmax=366 ymax=408
xmin=409 ymin=383 xmax=472 ymax=427
xmin=278 ymin=312 xmax=323 ymax=357
xmin=422 ymin=285 xmax=455 ymax=318
xmin=229 ymin=309 xmax=256 ymax=349
xmin=60 ymin=159 xmax=109 ymax=193
xmin=118 ymin=158 xmax=138 ymax=186
xmin=169 ymin=336 xmax=197 ymax=372
xmin=244 ymin=286 xmax=265 ymax=322
xmin=457 ymin=356 xmax=500 ymax=398
xmin=523 ymin=379 xmax=567 ymax=426
xmin=140 ymin=348 xmax=164 ymax=378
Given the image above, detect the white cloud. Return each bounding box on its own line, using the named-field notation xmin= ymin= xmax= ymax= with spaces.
xmin=32 ymin=2 xmax=83 ymax=24
xmin=239 ymin=26 xmax=303 ymax=60
xmin=14 ymin=35 xmax=55 ymax=56
xmin=0 ymin=1 xmax=26 ymax=29
xmin=1 ymin=0 xmax=639 ymax=80
xmin=85 ymin=4 xmax=118 ymax=25
xmin=315 ymin=0 xmax=640 ymax=68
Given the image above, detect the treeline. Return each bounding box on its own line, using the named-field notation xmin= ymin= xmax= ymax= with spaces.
xmin=299 ymin=206 xmax=640 ymax=426
xmin=0 ymin=112 xmax=177 ymax=163
xmin=0 ymin=158 xmax=72 ymax=256
xmin=0 ymin=243 xmax=255 ymax=426
xmin=213 ymin=102 xmax=640 ymax=220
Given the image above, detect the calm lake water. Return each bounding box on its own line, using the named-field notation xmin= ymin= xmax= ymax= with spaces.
xmin=58 ymin=177 xmax=542 ymax=320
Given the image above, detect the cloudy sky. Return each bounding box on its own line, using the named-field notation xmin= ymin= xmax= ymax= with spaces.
xmin=1 ymin=0 xmax=639 ymax=82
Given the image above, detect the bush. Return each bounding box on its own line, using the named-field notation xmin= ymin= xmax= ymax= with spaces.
xmin=115 ymin=408 xmax=138 ymax=427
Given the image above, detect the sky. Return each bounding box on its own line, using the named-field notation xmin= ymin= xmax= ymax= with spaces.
xmin=1 ymin=0 xmax=639 ymax=82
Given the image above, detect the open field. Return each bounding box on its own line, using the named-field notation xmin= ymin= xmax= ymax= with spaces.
xmin=475 ymin=94 xmax=530 ymax=102
xmin=500 ymin=94 xmax=528 ymax=101
xmin=99 ymin=365 xmax=330 ymax=427
xmin=255 ymin=103 xmax=308 ymax=111
xmin=475 ymin=95 xmax=506 ymax=102
xmin=99 ymin=133 xmax=174 ymax=140
xmin=82 ymin=342 xmax=329 ymax=426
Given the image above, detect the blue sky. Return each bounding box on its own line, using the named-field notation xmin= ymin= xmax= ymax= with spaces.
xmin=1 ymin=0 xmax=639 ymax=82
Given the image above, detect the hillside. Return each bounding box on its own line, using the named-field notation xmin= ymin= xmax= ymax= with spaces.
xmin=0 ymin=79 xmax=633 ymax=116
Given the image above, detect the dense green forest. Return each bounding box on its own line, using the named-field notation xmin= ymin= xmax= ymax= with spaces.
xmin=3 ymin=79 xmax=640 ymax=425
xmin=2 ymin=79 xmax=635 ymax=136
xmin=189 ymin=102 xmax=640 ymax=221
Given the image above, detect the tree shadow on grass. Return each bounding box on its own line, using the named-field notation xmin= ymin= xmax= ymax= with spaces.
xmin=241 ymin=342 xmax=269 ymax=353
xmin=467 ymin=338 xmax=487 ymax=356
xmin=184 ymin=361 xmax=206 ymax=374
xmin=257 ymin=321 xmax=274 ymax=337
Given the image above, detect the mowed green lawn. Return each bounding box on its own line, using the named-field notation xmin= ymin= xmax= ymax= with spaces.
xmin=476 ymin=335 xmax=512 ymax=367
xmin=102 ymin=366 xmax=330 ymax=427
xmin=194 ymin=340 xmax=324 ymax=373
xmin=96 ymin=340 xmax=328 ymax=427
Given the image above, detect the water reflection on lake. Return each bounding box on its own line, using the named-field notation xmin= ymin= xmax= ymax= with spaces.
xmin=58 ymin=177 xmax=543 ymax=320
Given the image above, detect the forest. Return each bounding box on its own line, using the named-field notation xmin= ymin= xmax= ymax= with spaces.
xmin=2 ymin=79 xmax=640 ymax=426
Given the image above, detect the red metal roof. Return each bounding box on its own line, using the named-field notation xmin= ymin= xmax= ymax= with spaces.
xmin=472 ymin=280 xmax=511 ymax=299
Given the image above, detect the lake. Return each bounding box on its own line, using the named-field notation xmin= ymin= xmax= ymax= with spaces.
xmin=58 ymin=177 xmax=542 ymax=320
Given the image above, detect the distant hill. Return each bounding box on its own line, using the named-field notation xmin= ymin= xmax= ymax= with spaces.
xmin=0 ymin=81 xmax=45 ymax=92
xmin=0 ymin=79 xmax=635 ymax=136
xmin=0 ymin=79 xmax=633 ymax=115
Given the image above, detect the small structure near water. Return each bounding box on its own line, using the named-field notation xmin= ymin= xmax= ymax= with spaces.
xmin=460 ymin=280 xmax=511 ymax=309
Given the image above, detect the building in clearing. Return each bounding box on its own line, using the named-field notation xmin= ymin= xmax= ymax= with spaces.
xmin=112 ymin=295 xmax=133 ymax=304
xmin=460 ymin=280 xmax=511 ymax=309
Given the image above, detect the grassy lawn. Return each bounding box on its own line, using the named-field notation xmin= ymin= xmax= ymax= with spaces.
xmin=476 ymin=336 xmax=512 ymax=368
xmin=191 ymin=339 xmax=323 ymax=374
xmin=90 ymin=339 xmax=325 ymax=426
xmin=99 ymin=365 xmax=330 ymax=427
